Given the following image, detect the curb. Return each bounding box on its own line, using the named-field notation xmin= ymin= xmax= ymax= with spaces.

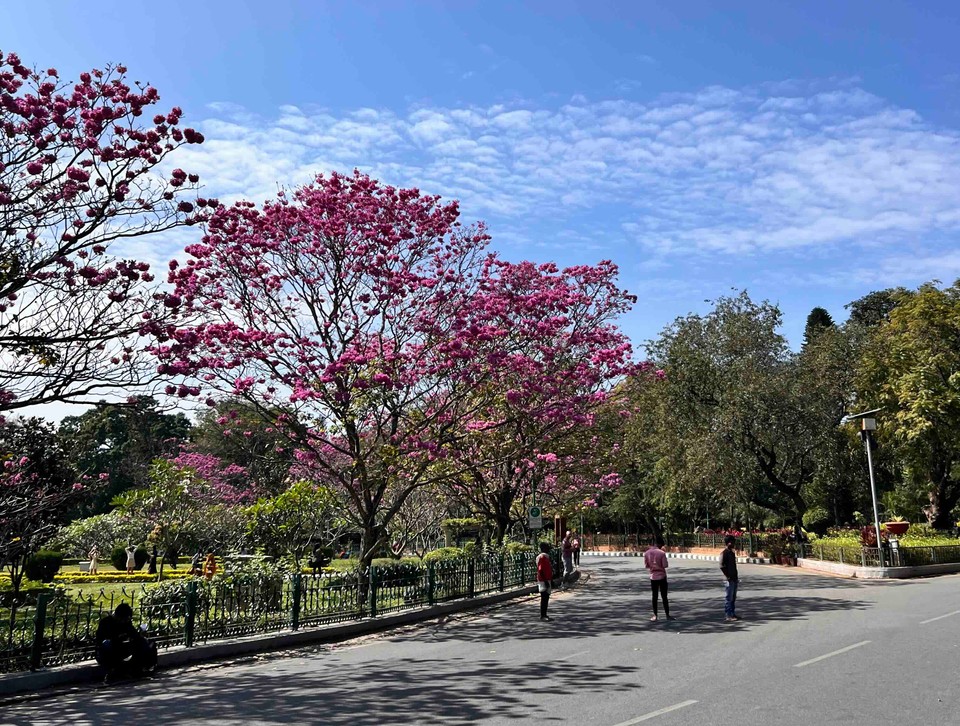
xmin=583 ymin=551 xmax=769 ymax=565
xmin=0 ymin=584 xmax=543 ymax=699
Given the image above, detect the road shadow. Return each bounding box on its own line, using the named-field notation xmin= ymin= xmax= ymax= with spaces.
xmin=410 ymin=575 xmax=873 ymax=643
xmin=2 ymin=656 xmax=641 ymax=725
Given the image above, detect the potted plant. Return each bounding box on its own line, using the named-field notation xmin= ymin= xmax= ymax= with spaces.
xmin=884 ymin=516 xmax=909 ymax=537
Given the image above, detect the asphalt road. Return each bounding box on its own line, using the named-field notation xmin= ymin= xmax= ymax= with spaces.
xmin=4 ymin=555 xmax=959 ymax=725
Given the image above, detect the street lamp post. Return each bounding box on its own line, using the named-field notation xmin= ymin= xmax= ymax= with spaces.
xmin=840 ymin=408 xmax=884 ymax=567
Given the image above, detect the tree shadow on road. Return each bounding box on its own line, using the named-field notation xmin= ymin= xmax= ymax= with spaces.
xmin=411 ymin=576 xmax=874 ymax=644
xmin=3 ymin=656 xmax=641 ymax=725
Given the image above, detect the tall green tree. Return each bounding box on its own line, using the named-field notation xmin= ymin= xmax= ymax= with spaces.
xmin=648 ymin=292 xmax=842 ymax=533
xmin=802 ymin=307 xmax=836 ymax=350
xmin=858 ymin=282 xmax=960 ymax=528
xmin=58 ymin=397 xmax=191 ymax=514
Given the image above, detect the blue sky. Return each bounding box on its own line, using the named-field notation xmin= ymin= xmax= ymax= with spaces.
xmin=5 ymin=0 xmax=960 ymax=352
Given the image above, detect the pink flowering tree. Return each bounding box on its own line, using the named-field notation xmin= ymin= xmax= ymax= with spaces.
xmin=151 ymin=172 xmax=638 ymax=567
xmin=0 ymin=51 xmax=208 ymax=411
xmin=171 ymin=450 xmax=257 ymax=505
xmin=152 ymin=171 xmax=498 ymax=568
xmin=444 ymin=260 xmax=637 ymax=541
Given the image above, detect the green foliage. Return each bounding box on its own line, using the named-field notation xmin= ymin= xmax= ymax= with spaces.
xmin=802 ymin=307 xmax=836 ymax=350
xmin=48 ymin=511 xmax=145 ymax=559
xmin=422 ymin=547 xmax=466 ymax=565
xmin=110 ymin=545 xmax=147 ymax=571
xmin=441 ymin=518 xmax=484 ymax=540
xmin=802 ymin=507 xmax=831 ymax=535
xmin=858 ymin=282 xmax=960 ymax=528
xmin=24 ymin=550 xmax=63 ymax=583
xmin=503 ymin=541 xmax=533 ymax=555
xmin=58 ymin=397 xmax=192 ymax=515
xmin=244 ymin=481 xmax=346 ymax=567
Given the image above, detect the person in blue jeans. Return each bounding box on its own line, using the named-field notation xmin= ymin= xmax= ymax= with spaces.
xmin=720 ymin=535 xmax=740 ymax=622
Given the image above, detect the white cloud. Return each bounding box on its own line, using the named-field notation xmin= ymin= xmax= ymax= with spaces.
xmin=163 ymin=81 xmax=960 ymax=273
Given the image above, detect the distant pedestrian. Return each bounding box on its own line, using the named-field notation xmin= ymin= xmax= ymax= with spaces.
xmin=147 ymin=546 xmax=158 ymax=575
xmin=203 ymin=553 xmax=217 ymax=580
xmin=721 ymin=535 xmax=740 ymax=622
xmin=88 ymin=546 xmax=100 ymax=575
xmin=643 ymin=537 xmax=674 ymax=621
xmin=190 ymin=551 xmax=202 ymax=576
xmin=125 ymin=545 xmax=137 ymax=574
xmin=536 ymin=542 xmax=553 ymax=621
xmin=561 ymin=531 xmax=574 ymax=579
xmin=572 ymin=534 xmax=581 ymax=569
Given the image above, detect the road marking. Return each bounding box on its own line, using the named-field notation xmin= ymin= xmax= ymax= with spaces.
xmin=920 ymin=609 xmax=960 ymax=625
xmin=794 ymin=640 xmax=871 ymax=668
xmin=611 ymin=700 xmax=698 ymax=725
xmin=556 ymin=649 xmax=590 ymax=661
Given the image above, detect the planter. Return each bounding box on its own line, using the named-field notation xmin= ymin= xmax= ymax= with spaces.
xmin=885 ymin=521 xmax=909 ymax=536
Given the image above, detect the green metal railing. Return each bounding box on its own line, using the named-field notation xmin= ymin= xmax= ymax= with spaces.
xmin=799 ymin=543 xmax=960 ymax=568
xmin=1 ymin=552 xmax=544 ymax=675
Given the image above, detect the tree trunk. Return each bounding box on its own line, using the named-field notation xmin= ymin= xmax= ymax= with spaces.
xmin=924 ymin=481 xmax=960 ymax=530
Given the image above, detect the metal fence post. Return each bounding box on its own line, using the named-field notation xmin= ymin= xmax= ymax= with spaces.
xmin=427 ymin=562 xmax=436 ymax=605
xmin=290 ymin=573 xmax=302 ymax=631
xmin=498 ymin=553 xmax=505 ymax=592
xmin=467 ymin=559 xmax=476 ymax=598
xmin=839 ymin=547 xmax=844 ymax=565
xmin=861 ymin=548 xmax=867 ymax=567
xmin=368 ymin=568 xmax=378 ymax=618
xmin=519 ymin=552 xmax=527 ymax=584
xmin=29 ymin=592 xmax=51 ymax=671
xmin=184 ymin=580 xmax=197 ymax=648
xmin=930 ymin=547 xmax=938 ymax=565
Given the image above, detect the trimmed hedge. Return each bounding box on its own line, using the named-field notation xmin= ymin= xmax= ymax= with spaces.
xmin=54 ymin=571 xmax=193 ymax=584
xmin=110 ymin=546 xmax=148 ymax=572
xmin=25 ymin=550 xmax=64 ymax=583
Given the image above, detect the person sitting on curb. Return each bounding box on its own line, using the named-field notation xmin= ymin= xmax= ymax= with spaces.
xmin=95 ymin=603 xmax=157 ymax=683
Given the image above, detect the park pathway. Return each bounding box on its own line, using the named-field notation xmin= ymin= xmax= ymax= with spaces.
xmin=3 ymin=556 xmax=959 ymax=724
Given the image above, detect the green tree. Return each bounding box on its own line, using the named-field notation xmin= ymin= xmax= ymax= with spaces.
xmin=245 ymin=481 xmax=346 ymax=568
xmin=802 ymin=307 xmax=836 ymax=350
xmin=112 ymin=459 xmax=216 ymax=569
xmin=647 ymin=293 xmax=842 ymax=534
xmin=58 ymin=397 xmax=191 ymax=514
xmin=858 ymin=282 xmax=960 ymax=528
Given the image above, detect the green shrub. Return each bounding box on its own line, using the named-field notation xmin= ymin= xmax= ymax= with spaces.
xmin=25 ymin=550 xmax=64 ymax=583
xmin=422 ymin=547 xmax=465 ymax=565
xmin=110 ymin=546 xmax=149 ymax=571
xmin=504 ymin=541 xmax=533 ymax=555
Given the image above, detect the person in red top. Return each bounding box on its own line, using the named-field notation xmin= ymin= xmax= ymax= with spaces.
xmin=643 ymin=536 xmax=674 ymax=621
xmin=535 ymin=541 xmax=554 ymax=621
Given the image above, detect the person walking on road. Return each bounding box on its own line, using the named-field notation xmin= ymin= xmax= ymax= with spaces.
xmin=643 ymin=537 xmax=674 ymax=621
xmin=572 ymin=534 xmax=581 ymax=569
xmin=721 ymin=535 xmax=740 ymax=622
xmin=536 ymin=541 xmax=554 ymax=621
xmin=561 ymin=531 xmax=574 ymax=579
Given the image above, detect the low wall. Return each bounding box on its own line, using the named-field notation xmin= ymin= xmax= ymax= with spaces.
xmin=798 ymin=558 xmax=960 ymax=579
